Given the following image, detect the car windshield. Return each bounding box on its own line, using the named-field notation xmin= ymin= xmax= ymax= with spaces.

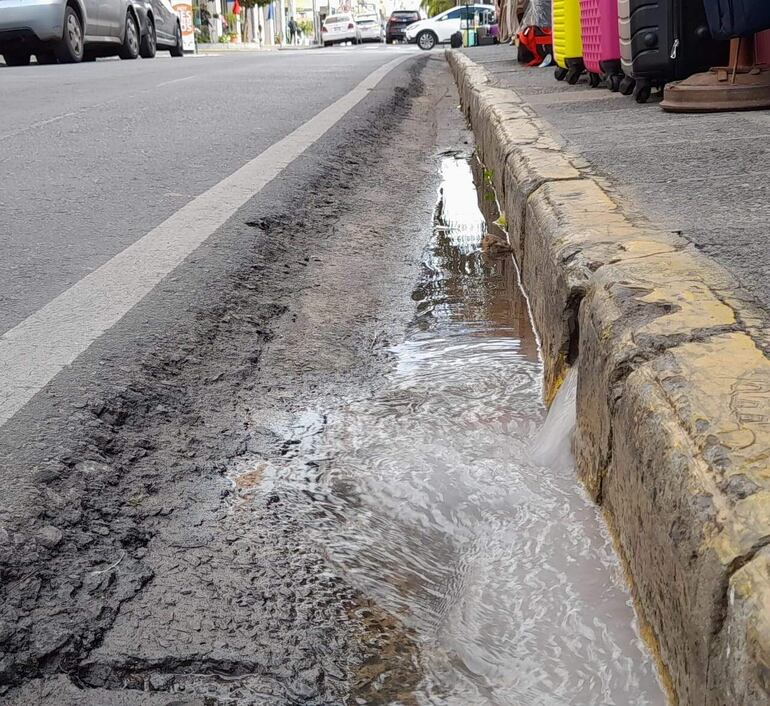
xmin=326 ymin=15 xmax=349 ymax=23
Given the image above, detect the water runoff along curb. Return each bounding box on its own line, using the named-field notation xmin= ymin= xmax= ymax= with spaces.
xmin=445 ymin=48 xmax=770 ymax=706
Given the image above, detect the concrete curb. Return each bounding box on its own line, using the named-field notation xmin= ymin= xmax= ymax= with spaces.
xmin=445 ymin=48 xmax=770 ymax=706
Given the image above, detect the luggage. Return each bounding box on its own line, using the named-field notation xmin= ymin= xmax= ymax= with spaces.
xmin=552 ymin=0 xmax=585 ymax=84
xmin=450 ymin=31 xmax=463 ymax=48
xmin=618 ymin=0 xmax=729 ymax=102
xmin=518 ymin=25 xmax=553 ymax=65
xmin=579 ymin=0 xmax=623 ymax=89
xmin=703 ymin=0 xmax=770 ymax=40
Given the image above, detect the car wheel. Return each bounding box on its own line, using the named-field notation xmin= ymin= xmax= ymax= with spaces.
xmin=416 ymin=30 xmax=436 ymax=51
xmin=54 ymin=6 xmax=84 ymax=63
xmin=169 ymin=22 xmax=184 ymax=56
xmin=3 ymin=49 xmax=32 ymax=66
xmin=139 ymin=19 xmax=157 ymax=58
xmin=118 ymin=11 xmax=139 ymax=59
xmin=36 ymin=51 xmax=57 ymax=64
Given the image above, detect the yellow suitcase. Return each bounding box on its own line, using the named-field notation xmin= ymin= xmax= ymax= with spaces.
xmin=552 ymin=0 xmax=585 ymax=84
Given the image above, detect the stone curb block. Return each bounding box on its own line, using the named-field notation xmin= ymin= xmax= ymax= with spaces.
xmin=611 ymin=334 xmax=770 ymax=706
xmin=445 ymin=47 xmax=770 ymax=705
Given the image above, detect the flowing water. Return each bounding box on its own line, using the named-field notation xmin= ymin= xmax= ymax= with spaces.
xmin=257 ymin=155 xmax=666 ymax=705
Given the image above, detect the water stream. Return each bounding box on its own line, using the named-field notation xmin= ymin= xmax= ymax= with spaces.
xmin=258 ymin=155 xmax=666 ymax=705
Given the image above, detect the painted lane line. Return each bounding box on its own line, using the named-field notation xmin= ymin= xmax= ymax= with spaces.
xmin=156 ymin=75 xmax=196 ymax=87
xmin=0 ymin=53 xmax=413 ymax=429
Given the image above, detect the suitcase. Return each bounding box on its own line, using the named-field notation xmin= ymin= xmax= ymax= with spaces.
xmin=552 ymin=0 xmax=585 ymax=84
xmin=618 ymin=0 xmax=729 ymax=103
xmin=579 ymin=0 xmax=624 ymax=89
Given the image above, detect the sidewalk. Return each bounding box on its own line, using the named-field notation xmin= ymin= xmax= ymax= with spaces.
xmin=462 ymin=44 xmax=770 ymax=313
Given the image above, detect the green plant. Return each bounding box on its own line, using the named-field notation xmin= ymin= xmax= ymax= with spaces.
xmin=218 ymin=33 xmax=230 ymax=42
xmin=297 ymin=18 xmax=313 ymax=36
xmin=421 ymin=0 xmax=454 ymax=17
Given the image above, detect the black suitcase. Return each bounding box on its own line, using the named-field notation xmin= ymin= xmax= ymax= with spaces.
xmin=618 ymin=0 xmax=729 ymax=102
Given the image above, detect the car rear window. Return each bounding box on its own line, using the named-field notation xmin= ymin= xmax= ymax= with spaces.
xmin=326 ymin=15 xmax=350 ymax=23
xmin=391 ymin=12 xmax=419 ymax=20
xmin=357 ymin=19 xmax=377 ymax=25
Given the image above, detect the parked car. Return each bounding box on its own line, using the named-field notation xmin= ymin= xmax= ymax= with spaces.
xmin=132 ymin=0 xmax=184 ymax=58
xmin=321 ymin=13 xmax=356 ymax=46
xmin=385 ymin=10 xmax=420 ymax=43
xmin=404 ymin=4 xmax=495 ymax=50
xmin=0 ymin=0 xmax=180 ymax=64
xmin=355 ymin=16 xmax=383 ymax=43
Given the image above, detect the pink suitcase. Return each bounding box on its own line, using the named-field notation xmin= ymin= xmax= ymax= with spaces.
xmin=579 ymin=0 xmax=625 ymax=90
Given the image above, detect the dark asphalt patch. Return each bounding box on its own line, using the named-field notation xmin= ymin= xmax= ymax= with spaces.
xmin=0 ymin=56 xmax=450 ymax=704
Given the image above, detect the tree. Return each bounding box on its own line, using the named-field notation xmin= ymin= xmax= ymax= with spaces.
xmin=237 ymin=0 xmax=271 ymax=42
xmin=421 ymin=0 xmax=455 ymax=17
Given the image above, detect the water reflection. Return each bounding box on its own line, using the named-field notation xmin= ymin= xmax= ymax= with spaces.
xmin=263 ymin=156 xmax=665 ymax=705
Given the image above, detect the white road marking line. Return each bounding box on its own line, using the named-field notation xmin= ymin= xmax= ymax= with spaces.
xmin=0 ymin=112 xmax=79 ymax=141
xmin=0 ymin=53 xmax=413 ymax=429
xmin=156 ymin=75 xmax=196 ymax=87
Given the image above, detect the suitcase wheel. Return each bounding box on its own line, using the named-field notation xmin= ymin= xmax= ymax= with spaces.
xmin=554 ymin=67 xmax=568 ymax=82
xmin=634 ymin=82 xmax=652 ymax=104
xmin=588 ymin=72 xmax=601 ymax=88
xmin=566 ymin=67 xmax=581 ymax=85
xmin=619 ymin=76 xmax=635 ymax=96
xmin=608 ymin=74 xmax=623 ymax=93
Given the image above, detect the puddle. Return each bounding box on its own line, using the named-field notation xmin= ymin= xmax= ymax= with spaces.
xmin=251 ymin=155 xmax=666 ymax=704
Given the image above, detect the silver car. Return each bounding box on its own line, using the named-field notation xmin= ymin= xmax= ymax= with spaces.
xmin=0 ymin=0 xmax=182 ymax=65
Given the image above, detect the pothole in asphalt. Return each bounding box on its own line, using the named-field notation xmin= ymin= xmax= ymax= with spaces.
xmin=234 ymin=154 xmax=667 ymax=705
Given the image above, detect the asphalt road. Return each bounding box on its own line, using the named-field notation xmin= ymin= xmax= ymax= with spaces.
xmin=0 ymin=45 xmax=418 ymax=335
xmin=0 ymin=44 xmax=446 ymax=703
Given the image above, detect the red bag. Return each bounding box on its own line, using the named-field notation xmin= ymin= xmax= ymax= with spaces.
xmin=517 ymin=25 xmax=552 ymax=66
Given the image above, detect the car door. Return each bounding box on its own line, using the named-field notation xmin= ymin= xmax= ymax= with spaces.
xmin=153 ymin=0 xmax=176 ymax=43
xmin=81 ymin=0 xmax=103 ymax=37
xmin=98 ymin=0 xmax=125 ymax=37
xmin=434 ymin=7 xmax=462 ymax=42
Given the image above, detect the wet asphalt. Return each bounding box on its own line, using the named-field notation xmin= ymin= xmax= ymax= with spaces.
xmin=0 ymin=46 xmax=445 ymax=703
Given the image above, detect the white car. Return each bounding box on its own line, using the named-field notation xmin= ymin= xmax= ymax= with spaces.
xmin=322 ymin=13 xmax=356 ymax=46
xmin=404 ymin=4 xmax=495 ymax=50
xmin=355 ymin=16 xmax=383 ymax=43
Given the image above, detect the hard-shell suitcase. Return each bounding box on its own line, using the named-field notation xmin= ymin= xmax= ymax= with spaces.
xmin=579 ymin=0 xmax=623 ymax=89
xmin=618 ymin=0 xmax=728 ymax=102
xmin=552 ymin=0 xmax=585 ymax=84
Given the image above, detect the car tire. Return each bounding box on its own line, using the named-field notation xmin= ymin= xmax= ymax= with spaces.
xmin=169 ymin=22 xmax=184 ymax=57
xmin=323 ymin=41 xmax=331 ymax=47
xmin=36 ymin=51 xmax=57 ymax=64
xmin=139 ymin=19 xmax=157 ymax=58
xmin=3 ymin=49 xmax=32 ymax=66
xmin=118 ymin=11 xmax=140 ymax=60
xmin=416 ymin=30 xmax=437 ymax=51
xmin=54 ymin=6 xmax=84 ymax=63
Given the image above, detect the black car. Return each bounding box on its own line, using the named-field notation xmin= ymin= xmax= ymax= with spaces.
xmin=385 ymin=10 xmax=420 ymax=43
